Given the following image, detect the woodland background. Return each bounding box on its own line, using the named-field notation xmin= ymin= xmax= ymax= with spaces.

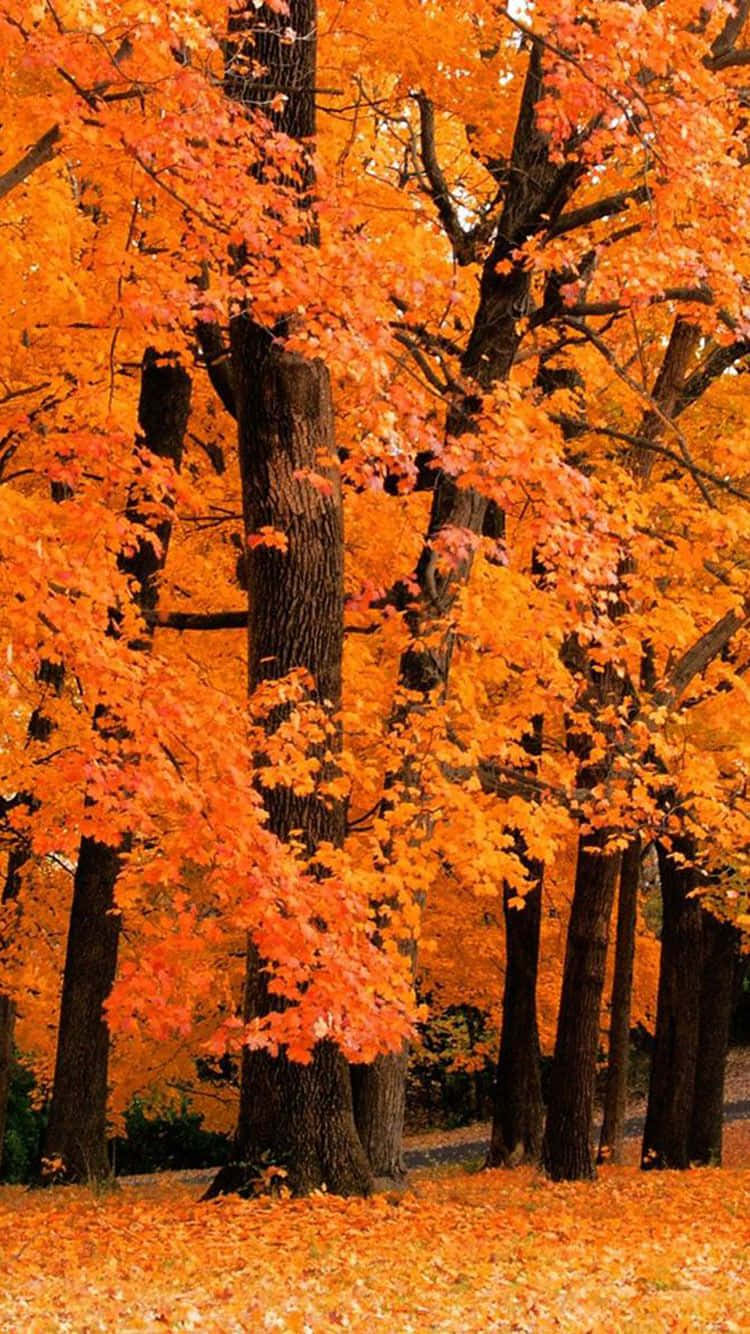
xmin=2 ymin=0 xmax=750 ymax=1317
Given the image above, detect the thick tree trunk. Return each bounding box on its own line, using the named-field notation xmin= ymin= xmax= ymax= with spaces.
xmin=351 ymin=1050 xmax=408 ymax=1183
xmin=488 ymin=875 xmax=544 ymax=1167
xmin=544 ymin=832 xmax=621 ymax=1180
xmin=688 ymin=912 xmax=739 ymax=1166
xmin=641 ymin=837 xmax=703 ymax=1170
xmin=598 ymin=837 xmax=640 ymax=1164
xmin=215 ymin=325 xmax=371 ymax=1199
xmin=204 ymin=1 xmax=372 ymax=1199
xmin=43 ymin=354 xmax=190 ymax=1182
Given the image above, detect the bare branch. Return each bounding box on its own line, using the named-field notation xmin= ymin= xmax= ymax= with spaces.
xmin=413 ymin=93 xmax=484 ymax=266
xmin=552 ymin=416 xmax=750 ymax=503
xmin=549 ymin=183 xmax=652 ymax=237
xmin=148 ymin=609 xmax=247 ymax=631
xmin=0 ymin=126 xmax=61 ymax=203
xmin=665 ymin=607 xmax=749 ymax=701
xmin=195 ymin=320 xmax=237 ymax=418
xmin=560 ymin=316 xmax=716 ymax=506
xmin=565 ymin=286 xmax=713 ymax=319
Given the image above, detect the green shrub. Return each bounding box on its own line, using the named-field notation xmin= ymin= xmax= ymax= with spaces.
xmin=112 ymin=1096 xmax=230 ymax=1176
xmin=1 ymin=1051 xmax=46 ymax=1184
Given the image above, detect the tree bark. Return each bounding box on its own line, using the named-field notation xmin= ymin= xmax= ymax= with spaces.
xmin=688 ymin=912 xmax=739 ymax=1166
xmin=199 ymin=0 xmax=372 ymax=1200
xmin=598 ymin=836 xmax=641 ymax=1164
xmin=43 ymin=353 xmax=191 ymax=1181
xmin=351 ymin=1050 xmax=408 ymax=1183
xmin=208 ymin=318 xmax=372 ymax=1199
xmin=641 ymin=836 xmax=703 ymax=1170
xmin=544 ymin=832 xmax=621 ymax=1180
xmin=488 ymin=874 xmax=544 ymax=1167
xmin=43 ymin=837 xmax=122 ymax=1180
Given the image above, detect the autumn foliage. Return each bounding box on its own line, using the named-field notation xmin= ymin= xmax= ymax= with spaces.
xmin=2 ymin=0 xmax=750 ymax=1222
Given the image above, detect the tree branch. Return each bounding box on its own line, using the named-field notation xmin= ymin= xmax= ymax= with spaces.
xmin=414 ymin=92 xmax=477 ymax=266
xmin=665 ymin=607 xmax=749 ymax=701
xmin=549 ymin=183 xmax=652 ymax=237
xmin=195 ymin=320 xmax=237 ymax=418
xmin=0 ymin=126 xmax=61 ymax=203
xmin=148 ymin=609 xmax=247 ymax=631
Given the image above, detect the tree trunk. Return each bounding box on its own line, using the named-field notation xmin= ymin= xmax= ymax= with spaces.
xmin=214 ymin=324 xmax=371 ymax=1199
xmin=200 ymin=1 xmax=372 ymax=1199
xmin=0 ymin=655 xmax=66 ymax=1174
xmin=43 ymin=354 xmax=191 ymax=1182
xmin=544 ymin=832 xmax=621 ymax=1180
xmin=351 ymin=1050 xmax=408 ymax=1183
xmin=43 ymin=837 xmax=122 ymax=1180
xmin=641 ymin=837 xmax=703 ymax=1170
xmin=598 ymin=836 xmax=640 ymax=1164
xmin=688 ymin=912 xmax=739 ymax=1166
xmin=0 ymin=992 xmax=13 ymax=1174
xmin=488 ymin=875 xmax=544 ymax=1167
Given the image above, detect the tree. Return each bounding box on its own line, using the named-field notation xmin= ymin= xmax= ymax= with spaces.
xmin=598 ymin=838 xmax=641 ymax=1165
xmin=43 ymin=352 xmax=191 ymax=1181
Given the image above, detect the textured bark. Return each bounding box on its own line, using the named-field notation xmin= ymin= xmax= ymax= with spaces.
xmin=43 ymin=836 xmax=122 ymax=1180
xmin=212 ymin=326 xmax=371 ymax=1199
xmin=641 ymin=837 xmax=703 ymax=1170
xmin=598 ymin=837 xmax=641 ymax=1164
xmin=688 ymin=912 xmax=739 ymax=1166
xmin=43 ymin=354 xmax=191 ymax=1182
xmin=351 ymin=1050 xmax=408 ymax=1183
xmin=225 ymin=0 xmax=316 ymax=144
xmin=488 ymin=875 xmax=544 ymax=1167
xmin=203 ymin=0 xmax=372 ymax=1200
xmin=544 ymin=833 xmax=621 ymax=1180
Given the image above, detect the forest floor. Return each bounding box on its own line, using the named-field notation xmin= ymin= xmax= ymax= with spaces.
xmin=1 ymin=1053 xmax=749 ymax=1331
xmin=1 ymin=1117 xmax=749 ymax=1328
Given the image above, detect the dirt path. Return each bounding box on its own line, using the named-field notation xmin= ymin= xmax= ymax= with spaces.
xmin=403 ymin=1047 xmax=750 ymax=1168
xmin=123 ymin=1047 xmax=750 ymax=1187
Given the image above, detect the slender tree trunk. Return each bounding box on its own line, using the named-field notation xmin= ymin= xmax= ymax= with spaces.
xmin=43 ymin=353 xmax=191 ymax=1181
xmin=0 ymin=650 xmax=66 ymax=1173
xmin=688 ymin=912 xmax=739 ymax=1166
xmin=598 ymin=836 xmax=640 ymax=1164
xmin=0 ymin=992 xmax=13 ymax=1173
xmin=641 ymin=837 xmax=703 ymax=1170
xmin=488 ymin=874 xmax=544 ymax=1167
xmin=544 ymin=832 xmax=621 ymax=1180
xmin=0 ymin=846 xmax=25 ymax=1174
xmin=488 ymin=717 xmax=545 ymax=1168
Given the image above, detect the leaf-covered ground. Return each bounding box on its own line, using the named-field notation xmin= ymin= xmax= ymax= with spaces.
xmin=2 ymin=1128 xmax=750 ymax=1332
